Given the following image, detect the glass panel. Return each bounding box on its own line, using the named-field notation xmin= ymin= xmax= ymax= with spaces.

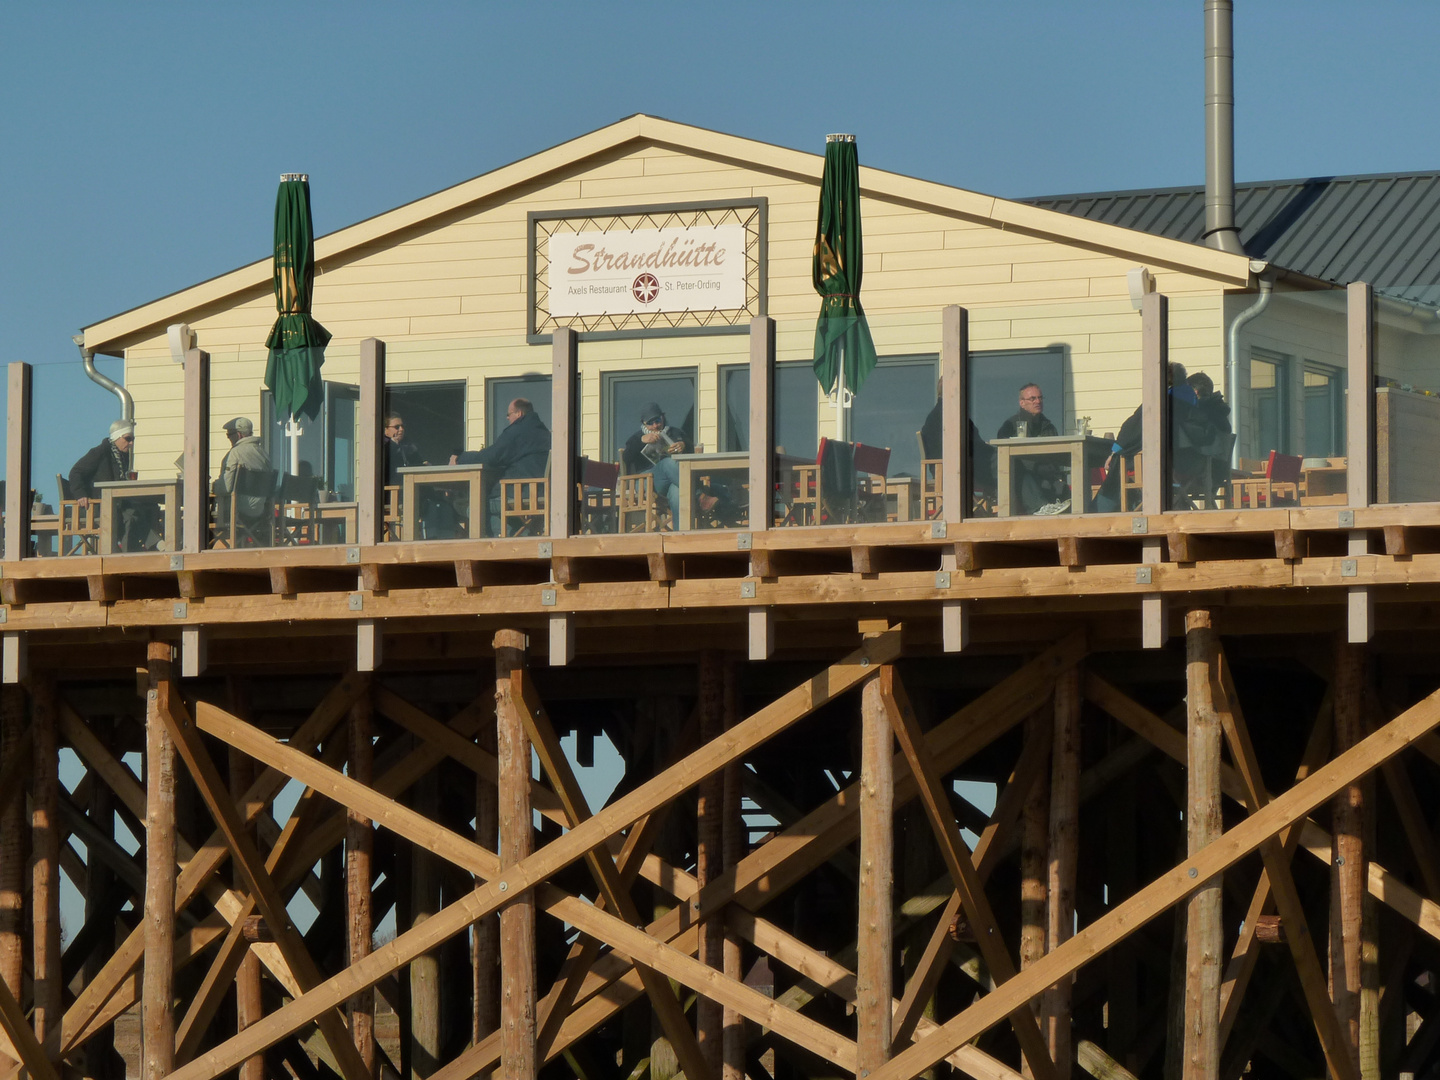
xmin=719 ymin=362 xmax=817 ymax=460
xmin=1227 ymin=288 xmax=1347 ymax=509
xmin=1375 ymin=287 xmax=1440 ymax=503
xmin=965 ymin=299 xmax=1143 ymax=518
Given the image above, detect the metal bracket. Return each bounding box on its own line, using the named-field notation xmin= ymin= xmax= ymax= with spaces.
xmin=1131 ymin=517 xmax=1149 ymax=535
xmin=1135 ymin=566 xmax=1153 ymax=585
xmin=0 ymin=609 xmax=9 ymax=625
xmin=537 ymin=541 xmax=553 ymax=558
xmin=1341 ymin=559 xmax=1358 ymax=578
xmin=348 ymin=593 xmax=364 ymax=611
xmin=736 ymin=532 xmax=753 ymax=550
xmin=930 ymin=520 xmax=947 ymax=539
xmin=172 ymin=602 xmax=188 ymax=619
xmin=935 ymin=571 xmax=951 ymax=590
xmin=1338 ymin=510 xmax=1355 ymax=528
xmin=169 ymin=554 xmax=185 ymax=571
xmin=346 ymin=547 xmax=361 ymax=564
xmin=541 ymin=588 xmax=557 ymax=607
xmin=739 ymin=581 xmax=757 ymax=599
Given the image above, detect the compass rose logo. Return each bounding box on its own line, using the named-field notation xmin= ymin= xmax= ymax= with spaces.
xmin=632 ymin=273 xmax=660 ymax=304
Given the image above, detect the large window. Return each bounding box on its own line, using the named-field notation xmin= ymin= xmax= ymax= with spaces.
xmin=487 ymin=374 xmax=552 ymax=443
xmin=1251 ymin=352 xmax=1286 ymax=457
xmin=603 ymin=369 xmax=696 ymax=465
xmin=1303 ymin=364 xmax=1344 ymax=457
xmin=383 ymin=380 xmax=467 ymax=464
xmin=719 ymin=362 xmax=818 ymax=457
xmin=1248 ymin=352 xmax=1344 ymax=460
xmin=851 ymin=357 xmax=939 ymax=479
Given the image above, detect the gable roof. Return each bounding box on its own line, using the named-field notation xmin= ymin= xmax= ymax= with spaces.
xmin=1024 ymin=171 xmax=1440 ymax=306
xmin=83 ymin=114 xmax=1256 ymax=353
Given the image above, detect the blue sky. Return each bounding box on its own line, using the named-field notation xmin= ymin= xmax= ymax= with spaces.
xmin=2 ymin=1 xmax=1437 ymax=494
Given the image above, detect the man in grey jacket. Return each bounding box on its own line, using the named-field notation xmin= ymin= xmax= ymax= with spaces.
xmin=213 ymin=417 xmax=273 ymax=540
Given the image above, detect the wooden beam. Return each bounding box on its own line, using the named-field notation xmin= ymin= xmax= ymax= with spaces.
xmin=1183 ymin=610 xmax=1221 ymax=1080
xmin=1020 ymin=708 xmax=1049 ymax=1079
xmin=1044 ymin=665 xmax=1080 ymax=1079
xmin=4 ymin=364 xmax=31 ymax=564
xmin=166 ymin=629 xmax=903 ymax=1080
xmin=865 ymin=676 xmax=1440 ymax=1080
xmin=0 ymin=691 xmax=24 ymax=1002
xmin=1141 ymin=291 xmax=1167 ymax=513
xmin=749 ymin=316 xmax=775 ymax=534
xmin=142 ymin=643 xmax=177 ymax=1080
xmin=474 ymin=707 xmax=499 ymax=1052
xmin=857 ymin=663 xmax=893 ymax=1074
xmin=346 ymin=683 xmax=375 ymax=1075
xmin=30 ymin=675 xmax=60 ymax=1062
xmin=880 ymin=668 xmax=1057 ymax=1080
xmin=721 ymin=655 xmax=744 ymax=1080
xmin=551 ymin=327 xmax=576 ymax=538
xmin=697 ymin=651 xmax=724 ymax=1077
xmin=0 ymin=974 xmax=58 ymax=1080
xmin=1331 ymin=639 xmax=1370 ymax=1077
xmin=182 ymin=348 xmax=210 ymax=553
xmin=495 ymin=628 xmax=537 ymax=1080
xmin=1347 ymin=283 xmax=1373 ymax=508
xmin=941 ymin=305 xmax=966 ymax=527
xmin=357 ymin=338 xmax=385 ymax=546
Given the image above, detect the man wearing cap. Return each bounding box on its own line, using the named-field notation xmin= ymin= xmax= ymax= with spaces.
xmin=213 ymin=417 xmax=272 ymax=538
xmin=68 ymin=418 xmax=157 ymax=550
xmin=622 ymin=403 xmax=686 ymax=510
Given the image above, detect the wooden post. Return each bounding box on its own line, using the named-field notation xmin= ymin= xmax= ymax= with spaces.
xmin=495 ymin=630 xmax=536 ymax=1079
xmin=357 ymin=338 xmax=386 ymax=546
xmin=226 ymin=688 xmax=265 ymax=1080
xmin=182 ymin=348 xmax=210 ymax=553
xmin=1332 ymin=639 xmax=1374 ymax=1078
xmin=1183 ymin=610 xmax=1222 ymax=1080
xmin=474 ymin=710 xmax=500 ymax=1063
xmin=857 ymin=664 xmax=893 ymax=1075
xmin=941 ymin=305 xmax=969 ymax=651
xmin=696 ymin=651 xmax=725 ymax=1076
xmin=30 ymin=675 xmax=59 ymax=1059
xmin=410 ymin=781 xmax=441 ymax=1078
xmin=347 ymin=685 xmax=376 ymax=1076
xmin=1043 ymin=665 xmax=1080 ymax=1080
xmin=1141 ymin=291 xmax=1168 ymax=513
xmin=143 ymin=641 xmax=177 ymax=1080
xmin=83 ymin=716 xmax=118 ymax=1080
xmin=5 ymin=363 xmax=32 ymax=563
xmin=1020 ymin=708 xmax=1051 ymax=1079
xmin=721 ymin=656 xmax=745 ymax=1080
xmin=550 ymin=327 xmax=576 ymax=538
xmin=1346 ymin=282 xmax=1374 ymax=509
xmin=0 ymin=687 xmax=23 ymax=1004
xmin=748 ymin=315 xmax=775 ymax=534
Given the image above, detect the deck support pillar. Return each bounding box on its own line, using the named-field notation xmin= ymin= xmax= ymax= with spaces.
xmin=721 ymin=655 xmax=745 ymax=1080
xmin=346 ymin=681 xmax=376 ymax=1076
xmin=474 ymin=701 xmax=500 ymax=1059
xmin=0 ymin=686 xmax=24 ymax=1026
xmin=1043 ymin=664 xmax=1080 ymax=1080
xmin=857 ymin=657 xmax=893 ymax=1074
xmin=142 ymin=641 xmax=176 ymax=1080
xmin=1020 ymin=706 xmax=1050 ymax=1078
xmin=1184 ymin=610 xmax=1222 ymax=1080
xmin=696 ymin=651 xmax=725 ymax=1075
xmin=496 ymin=629 xmax=536 ymax=1078
xmin=225 ymin=678 xmax=265 ymax=1080
xmin=31 ymin=674 xmax=59 ymax=1060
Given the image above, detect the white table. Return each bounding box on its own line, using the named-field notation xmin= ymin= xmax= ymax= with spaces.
xmin=95 ymin=479 xmax=180 ymax=553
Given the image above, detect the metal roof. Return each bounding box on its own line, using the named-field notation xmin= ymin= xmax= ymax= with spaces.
xmin=1023 ymin=171 xmax=1440 ymax=305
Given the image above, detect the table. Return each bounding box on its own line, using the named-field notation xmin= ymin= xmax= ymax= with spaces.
xmin=992 ymin=435 xmax=1111 ymax=517
xmin=95 ymin=479 xmax=180 ymax=553
xmin=673 ymin=453 xmax=809 ymax=531
xmin=1301 ymin=462 xmax=1348 ymax=505
xmin=398 ymin=465 xmax=486 ymax=541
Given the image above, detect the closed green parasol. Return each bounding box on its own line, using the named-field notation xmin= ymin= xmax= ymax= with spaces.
xmin=263 ymin=174 xmax=330 ymax=422
xmin=812 ymin=134 xmax=877 ymax=435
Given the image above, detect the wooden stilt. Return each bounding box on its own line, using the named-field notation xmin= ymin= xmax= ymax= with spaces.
xmin=1183 ymin=610 xmax=1222 ymax=1080
xmin=697 ymin=650 xmax=725 ymax=1077
xmin=410 ymin=777 xmax=441 ymax=1079
xmin=721 ymin=655 xmax=745 ymax=1080
xmin=495 ymin=629 xmax=536 ymax=1079
xmin=142 ymin=641 xmax=177 ymax=1080
xmin=1021 ymin=705 xmax=1051 ymax=1079
xmin=857 ymin=665 xmax=893 ymax=1074
xmin=1332 ymin=638 xmax=1372 ymax=1078
xmin=0 ymin=687 xmax=24 ymax=1003
xmin=227 ymin=680 xmax=267 ymax=1080
xmin=31 ymin=675 xmax=60 ymax=1060
xmin=1044 ymin=664 xmax=1080 ymax=1080
xmin=474 ymin=711 xmax=499 ymax=1061
xmin=347 ymin=684 xmax=376 ymax=1077
xmin=83 ymin=715 xmax=118 ymax=1080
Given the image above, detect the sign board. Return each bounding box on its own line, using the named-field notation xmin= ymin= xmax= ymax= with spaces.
xmin=548 ymin=225 xmax=748 ymax=318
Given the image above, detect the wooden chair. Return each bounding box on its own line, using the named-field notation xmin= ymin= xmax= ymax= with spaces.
xmin=498 ymin=455 xmax=550 ymax=537
xmin=1118 ymin=454 xmax=1143 ymax=512
xmin=787 ymin=439 xmax=892 ymax=525
xmin=917 ymin=431 xmax=942 ymax=520
xmin=617 ymin=466 xmax=658 ymax=533
xmin=383 ymin=485 xmax=402 ymax=541
xmin=275 ymin=474 xmax=322 ymax=545
xmin=1230 ymin=450 xmax=1302 ymax=509
xmin=214 ymin=466 xmax=277 ymax=548
xmin=56 ymin=473 xmax=101 ymax=556
xmin=577 ymin=458 xmax=620 ymax=534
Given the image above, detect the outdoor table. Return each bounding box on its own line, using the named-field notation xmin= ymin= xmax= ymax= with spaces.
xmin=95 ymin=479 xmax=181 ymax=553
xmin=398 ymin=464 xmax=486 ymax=541
xmin=992 ymin=434 xmax=1110 ymax=517
xmin=673 ymin=452 xmax=809 ymax=530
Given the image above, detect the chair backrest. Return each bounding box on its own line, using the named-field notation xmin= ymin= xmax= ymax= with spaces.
xmin=853 ymin=442 xmax=890 ymax=477
xmin=278 ymin=473 xmax=322 ymax=504
xmin=56 ymin=473 xmax=72 ymax=502
xmin=581 ymin=457 xmax=619 ymax=488
xmin=234 ymin=466 xmax=280 ymax=500
xmin=1266 ymin=450 xmax=1303 ymax=484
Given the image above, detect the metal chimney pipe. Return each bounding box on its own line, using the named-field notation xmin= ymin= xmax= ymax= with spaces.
xmin=1204 ymin=0 xmax=1245 ymax=254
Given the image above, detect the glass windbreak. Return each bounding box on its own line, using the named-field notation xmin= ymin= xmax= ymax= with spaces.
xmin=385 ymin=337 xmax=551 ymax=541
xmin=1225 ymin=288 xmax=1347 ymax=510
xmin=966 ymin=299 xmax=1143 ymax=518
xmin=1375 ymin=288 xmax=1440 ymax=503
xmin=771 ymin=310 xmax=941 ymax=528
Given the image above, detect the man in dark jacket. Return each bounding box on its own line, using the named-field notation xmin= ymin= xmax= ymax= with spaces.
xmin=452 ymin=398 xmax=551 ymax=535
xmin=996 ymin=383 xmax=1063 ymax=513
xmin=382 ymin=414 xmax=425 ymax=488
xmin=68 ymin=418 xmax=156 ymax=550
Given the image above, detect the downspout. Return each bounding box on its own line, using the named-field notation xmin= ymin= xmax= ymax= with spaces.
xmin=1204 ymin=0 xmax=1245 ymax=254
xmin=1226 ymin=266 xmax=1273 ymax=465
xmin=74 ymin=334 xmax=135 ymax=468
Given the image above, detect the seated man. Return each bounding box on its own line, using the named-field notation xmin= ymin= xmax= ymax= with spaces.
xmin=996 ymin=383 xmax=1066 ymax=514
xmin=451 ymin=397 xmax=551 ymax=535
xmin=622 ymin=402 xmax=687 ymax=510
xmin=68 ymin=418 xmax=158 ymax=551
xmin=212 ymin=417 xmax=273 ymax=544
